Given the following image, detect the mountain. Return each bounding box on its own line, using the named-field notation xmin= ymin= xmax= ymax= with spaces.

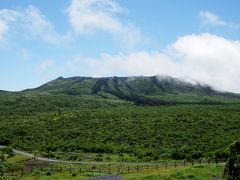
xmin=22 ymin=75 xmax=240 ymax=106
xmin=0 ymin=75 xmax=240 ymax=161
xmin=1 ymin=75 xmax=240 ymax=116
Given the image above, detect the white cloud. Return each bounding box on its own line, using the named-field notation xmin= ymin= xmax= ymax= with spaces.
xmin=67 ymin=0 xmax=146 ymax=47
xmin=0 ymin=5 xmax=66 ymax=44
xmin=199 ymin=11 xmax=226 ymax=26
xmin=67 ymin=33 xmax=240 ymax=93
xmin=0 ymin=1 xmax=145 ymax=46
xmin=68 ymin=0 xmax=122 ymax=33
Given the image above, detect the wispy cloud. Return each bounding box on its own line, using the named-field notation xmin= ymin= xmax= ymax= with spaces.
xmin=199 ymin=11 xmax=240 ymax=30
xmin=21 ymin=6 xmax=61 ymax=44
xmin=199 ymin=11 xmax=226 ymax=26
xmin=0 ymin=5 xmax=68 ymax=44
xmin=67 ymin=0 xmax=146 ymax=48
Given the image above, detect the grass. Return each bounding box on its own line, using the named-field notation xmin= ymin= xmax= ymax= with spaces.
xmin=6 ymin=155 xmax=27 ymax=164
xmin=4 ymin=163 xmax=225 ymax=180
xmin=123 ymin=164 xmax=225 ymax=180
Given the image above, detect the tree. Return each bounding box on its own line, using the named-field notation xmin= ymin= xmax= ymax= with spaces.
xmin=224 ymin=141 xmax=240 ymax=180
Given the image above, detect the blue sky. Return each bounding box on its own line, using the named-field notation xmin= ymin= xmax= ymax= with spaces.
xmin=1 ymin=0 xmax=240 ymax=92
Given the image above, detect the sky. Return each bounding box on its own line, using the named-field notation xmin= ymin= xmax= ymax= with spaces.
xmin=1 ymin=0 xmax=240 ymax=92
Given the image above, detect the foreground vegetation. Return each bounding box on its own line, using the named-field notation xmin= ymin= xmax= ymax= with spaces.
xmin=1 ymin=152 xmax=226 ymax=179
xmin=4 ymin=162 xmax=225 ymax=180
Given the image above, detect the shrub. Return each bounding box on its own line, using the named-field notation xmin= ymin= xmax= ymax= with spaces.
xmin=186 ymin=174 xmax=194 ymax=178
xmin=192 ymin=151 xmax=203 ymax=159
xmin=0 ymin=147 xmax=14 ymax=157
xmin=0 ymin=138 xmax=11 ymax=146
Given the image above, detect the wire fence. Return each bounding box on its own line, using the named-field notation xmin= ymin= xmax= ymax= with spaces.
xmin=3 ymin=158 xmax=226 ymax=176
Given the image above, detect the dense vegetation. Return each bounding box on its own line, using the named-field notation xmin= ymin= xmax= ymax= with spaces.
xmin=224 ymin=141 xmax=240 ymax=179
xmin=0 ymin=76 xmax=240 ymax=161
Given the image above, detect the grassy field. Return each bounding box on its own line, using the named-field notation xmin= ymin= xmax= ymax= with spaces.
xmin=4 ymin=164 xmax=225 ymax=180
xmin=124 ymin=164 xmax=225 ymax=180
xmin=4 ymin=156 xmax=226 ymax=179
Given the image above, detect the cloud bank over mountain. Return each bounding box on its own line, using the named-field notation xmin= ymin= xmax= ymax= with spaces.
xmin=78 ymin=33 xmax=240 ymax=92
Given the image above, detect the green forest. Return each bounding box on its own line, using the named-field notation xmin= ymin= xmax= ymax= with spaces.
xmin=0 ymin=76 xmax=240 ymax=162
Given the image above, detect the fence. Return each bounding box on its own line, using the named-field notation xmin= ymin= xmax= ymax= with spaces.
xmin=3 ymin=158 xmax=226 ymax=177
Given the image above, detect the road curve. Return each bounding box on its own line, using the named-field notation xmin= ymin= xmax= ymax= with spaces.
xmin=0 ymin=145 xmax=226 ymax=166
xmin=0 ymin=145 xmax=158 ymax=165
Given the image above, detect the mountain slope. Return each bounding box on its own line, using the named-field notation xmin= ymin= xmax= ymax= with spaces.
xmin=23 ymin=75 xmax=240 ymax=106
xmin=0 ymin=75 xmax=240 ymax=161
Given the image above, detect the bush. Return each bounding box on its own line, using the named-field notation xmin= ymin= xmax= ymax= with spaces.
xmin=0 ymin=138 xmax=11 ymax=146
xmin=0 ymin=147 xmax=14 ymax=157
xmin=186 ymin=174 xmax=194 ymax=178
xmin=72 ymin=173 xmax=77 ymax=177
xmin=214 ymin=149 xmax=229 ymax=160
xmin=192 ymin=151 xmax=203 ymax=159
xmin=171 ymin=151 xmax=185 ymax=160
xmin=46 ymin=172 xmax=51 ymax=176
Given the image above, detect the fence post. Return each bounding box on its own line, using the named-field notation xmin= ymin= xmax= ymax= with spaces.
xmin=165 ymin=162 xmax=167 ymax=169
xmin=11 ymin=168 xmax=14 ymax=176
xmin=108 ymin=167 xmax=110 ymax=173
xmin=156 ymin=164 xmax=158 ymax=170
xmin=147 ymin=165 xmax=148 ymax=171
xmin=79 ymin=168 xmax=81 ymax=174
xmin=191 ymin=160 xmax=194 ymax=166
xmin=137 ymin=166 xmax=139 ymax=172
xmin=184 ymin=160 xmax=186 ymax=166
xmin=118 ymin=167 xmax=120 ymax=173
xmin=215 ymin=159 xmax=218 ymax=164
xmin=21 ymin=168 xmax=24 ymax=175
xmin=208 ymin=159 xmax=210 ymax=166
xmin=175 ymin=161 xmax=177 ymax=168
xmin=127 ymin=166 xmax=129 ymax=173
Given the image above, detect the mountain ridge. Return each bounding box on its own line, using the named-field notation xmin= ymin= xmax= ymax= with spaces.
xmin=11 ymin=75 xmax=240 ymax=106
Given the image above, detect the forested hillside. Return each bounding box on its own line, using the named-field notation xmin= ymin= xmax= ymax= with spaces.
xmin=0 ymin=76 xmax=240 ymax=161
